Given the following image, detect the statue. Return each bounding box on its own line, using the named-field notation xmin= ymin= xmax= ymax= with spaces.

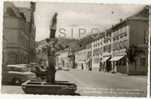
xmin=49 ymin=12 xmax=57 ymax=38
xmin=46 ymin=38 xmax=57 ymax=83
xmin=45 ymin=12 xmax=58 ymax=83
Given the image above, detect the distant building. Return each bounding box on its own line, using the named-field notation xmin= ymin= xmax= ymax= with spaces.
xmin=91 ymin=31 xmax=112 ymax=71
xmin=91 ymin=38 xmax=101 ymax=71
xmin=56 ymin=48 xmax=75 ymax=69
xmin=75 ymin=48 xmax=88 ymax=70
xmin=86 ymin=44 xmax=92 ymax=71
xmin=3 ymin=2 xmax=36 ymax=65
xmin=102 ymin=30 xmax=112 ymax=72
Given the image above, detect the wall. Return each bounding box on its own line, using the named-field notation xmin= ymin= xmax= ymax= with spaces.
xmin=129 ymin=19 xmax=148 ymax=46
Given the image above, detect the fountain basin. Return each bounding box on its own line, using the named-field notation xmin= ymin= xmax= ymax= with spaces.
xmin=22 ymin=80 xmax=77 ymax=95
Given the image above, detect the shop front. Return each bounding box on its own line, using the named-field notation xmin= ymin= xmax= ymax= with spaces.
xmin=110 ymin=49 xmax=128 ymax=73
xmin=110 ymin=55 xmax=127 ymax=73
xmin=101 ymin=56 xmax=111 ymax=72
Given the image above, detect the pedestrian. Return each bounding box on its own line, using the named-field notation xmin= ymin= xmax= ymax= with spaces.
xmin=81 ymin=63 xmax=84 ymax=70
xmin=89 ymin=59 xmax=92 ymax=71
xmin=99 ymin=61 xmax=102 ymax=71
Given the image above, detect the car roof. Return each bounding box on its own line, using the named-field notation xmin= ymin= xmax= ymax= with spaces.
xmin=30 ymin=62 xmax=37 ymax=64
xmin=17 ymin=64 xmax=28 ymax=66
xmin=7 ymin=64 xmax=26 ymax=68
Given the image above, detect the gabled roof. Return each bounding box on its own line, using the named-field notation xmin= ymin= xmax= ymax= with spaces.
xmin=4 ymin=2 xmax=32 ymax=22
xmin=4 ymin=2 xmax=22 ymax=18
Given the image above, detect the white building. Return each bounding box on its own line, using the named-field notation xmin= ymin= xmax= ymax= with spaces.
xmin=56 ymin=48 xmax=70 ymax=68
xmin=91 ymin=31 xmax=112 ymax=71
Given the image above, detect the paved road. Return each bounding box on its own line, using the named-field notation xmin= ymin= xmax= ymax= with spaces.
xmin=2 ymin=69 xmax=147 ymax=97
xmin=56 ymin=69 xmax=147 ymax=97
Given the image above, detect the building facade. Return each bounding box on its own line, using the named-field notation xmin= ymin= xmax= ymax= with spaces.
xmin=102 ymin=30 xmax=112 ymax=72
xmin=76 ymin=7 xmax=148 ymax=74
xmin=110 ymin=7 xmax=149 ymax=74
xmin=91 ymin=38 xmax=102 ymax=71
xmin=56 ymin=48 xmax=75 ymax=69
xmin=91 ymin=31 xmax=112 ymax=72
xmin=3 ymin=2 xmax=36 ymax=66
xmin=75 ymin=48 xmax=89 ymax=70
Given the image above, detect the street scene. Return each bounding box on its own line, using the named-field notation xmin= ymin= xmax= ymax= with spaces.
xmin=2 ymin=70 xmax=147 ymax=96
xmin=2 ymin=1 xmax=149 ymax=97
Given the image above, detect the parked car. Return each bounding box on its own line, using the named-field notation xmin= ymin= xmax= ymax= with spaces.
xmin=2 ymin=64 xmax=37 ymax=85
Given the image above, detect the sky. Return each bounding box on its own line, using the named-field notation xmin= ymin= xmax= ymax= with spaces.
xmin=13 ymin=2 xmax=145 ymax=41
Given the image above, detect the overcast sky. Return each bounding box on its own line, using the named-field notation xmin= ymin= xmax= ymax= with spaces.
xmin=13 ymin=2 xmax=145 ymax=41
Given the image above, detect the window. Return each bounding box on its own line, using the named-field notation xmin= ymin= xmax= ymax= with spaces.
xmin=113 ymin=38 xmax=116 ymax=41
xmin=123 ymin=32 xmax=127 ymax=37
xmin=116 ymin=36 xmax=119 ymax=40
xmin=118 ymin=32 xmax=127 ymax=40
xmin=8 ymin=53 xmax=17 ymax=64
xmin=140 ymin=58 xmax=146 ymax=66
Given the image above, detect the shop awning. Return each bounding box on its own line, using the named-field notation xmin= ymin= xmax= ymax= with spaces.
xmin=110 ymin=55 xmax=125 ymax=61
xmin=102 ymin=57 xmax=110 ymax=62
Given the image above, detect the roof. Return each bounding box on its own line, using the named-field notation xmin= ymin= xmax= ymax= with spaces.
xmin=4 ymin=2 xmax=22 ymax=18
xmin=111 ymin=6 xmax=149 ymax=30
xmin=4 ymin=2 xmax=33 ymax=22
xmin=7 ymin=64 xmax=26 ymax=68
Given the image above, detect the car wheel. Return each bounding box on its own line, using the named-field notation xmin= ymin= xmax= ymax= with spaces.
xmin=12 ymin=78 xmax=22 ymax=85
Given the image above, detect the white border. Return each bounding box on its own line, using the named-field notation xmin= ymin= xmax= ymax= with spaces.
xmin=1 ymin=0 xmax=151 ymax=99
xmin=147 ymin=5 xmax=151 ymax=98
xmin=0 ymin=0 xmax=3 ymax=96
xmin=3 ymin=0 xmax=151 ymax=4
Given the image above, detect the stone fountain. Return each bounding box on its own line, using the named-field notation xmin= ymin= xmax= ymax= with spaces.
xmin=21 ymin=13 xmax=77 ymax=95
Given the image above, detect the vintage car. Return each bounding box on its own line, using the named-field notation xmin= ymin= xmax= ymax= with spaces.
xmin=2 ymin=64 xmax=37 ymax=85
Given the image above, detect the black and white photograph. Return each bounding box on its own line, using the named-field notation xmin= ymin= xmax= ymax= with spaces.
xmin=1 ymin=0 xmax=150 ymax=97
